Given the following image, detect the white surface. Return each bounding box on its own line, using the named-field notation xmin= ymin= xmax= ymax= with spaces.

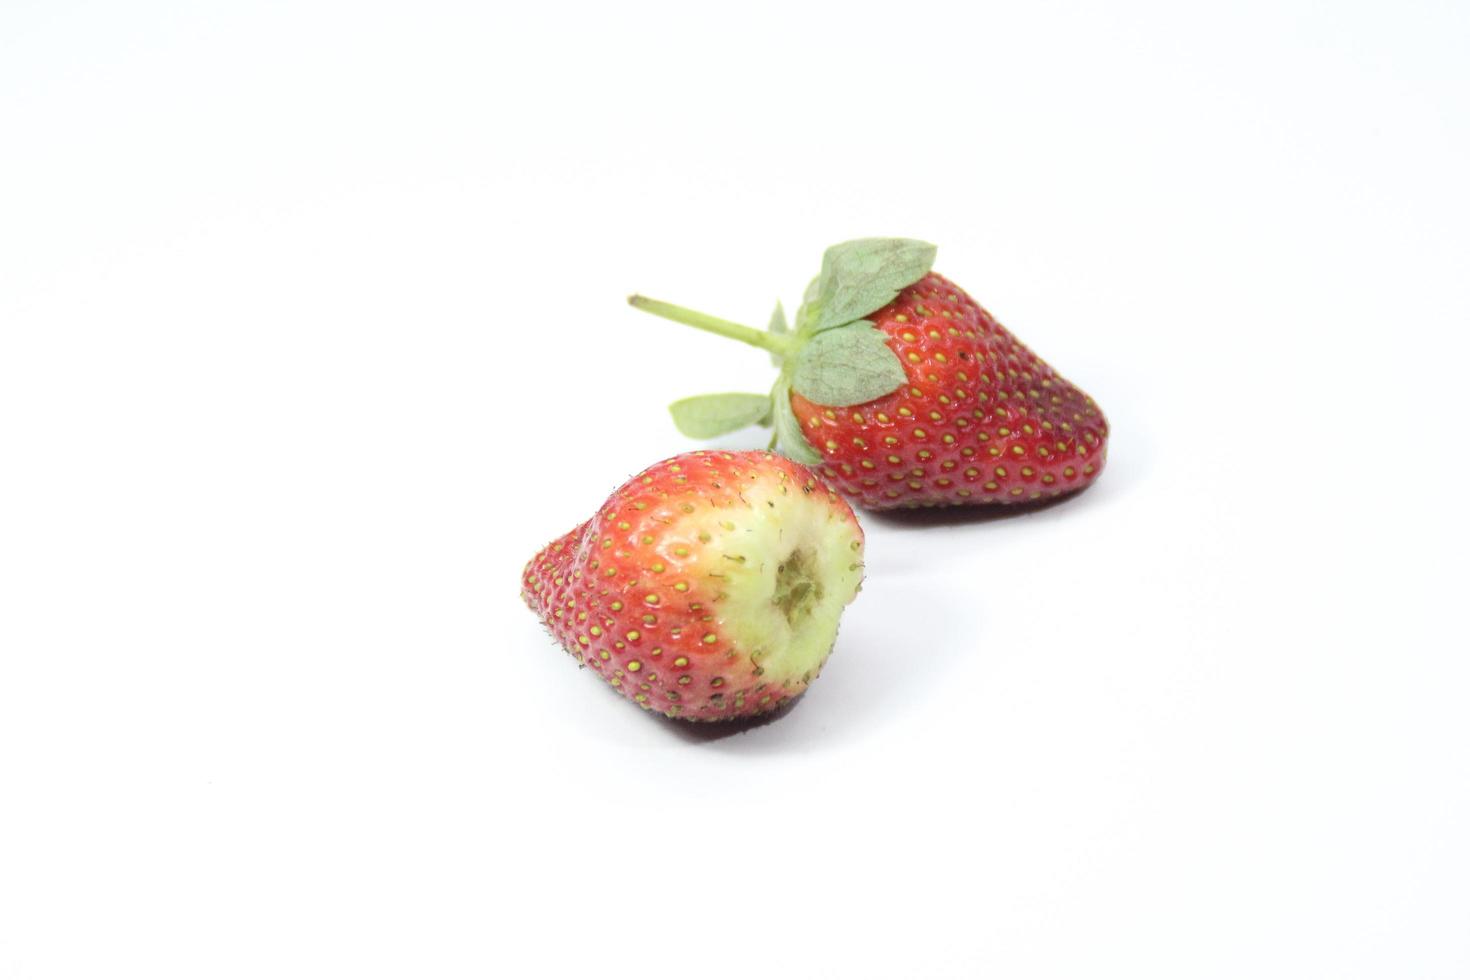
xmin=2 ymin=2 xmax=1467 ymax=977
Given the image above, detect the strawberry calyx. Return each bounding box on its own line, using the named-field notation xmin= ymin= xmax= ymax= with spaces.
xmin=628 ymin=238 xmax=937 ymax=463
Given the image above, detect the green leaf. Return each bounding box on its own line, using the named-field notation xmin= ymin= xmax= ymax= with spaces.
xmin=768 ymin=300 xmax=788 ymax=336
xmin=812 ymin=238 xmax=937 ymax=332
xmin=793 ymin=274 xmax=823 ymax=334
xmin=767 ymin=301 xmax=788 ymax=366
xmin=789 ymin=322 xmax=907 ymax=407
xmin=771 ymin=377 xmax=822 ymax=464
xmin=668 ymin=393 xmax=773 ymax=439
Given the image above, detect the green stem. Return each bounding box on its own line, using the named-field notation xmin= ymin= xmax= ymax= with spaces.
xmin=628 ymin=295 xmax=792 ymax=355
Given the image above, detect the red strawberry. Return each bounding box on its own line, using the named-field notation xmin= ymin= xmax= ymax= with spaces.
xmin=629 ymin=239 xmax=1108 ymax=509
xmin=521 ymin=451 xmax=865 ymax=721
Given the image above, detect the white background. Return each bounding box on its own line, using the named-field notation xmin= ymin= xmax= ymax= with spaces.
xmin=2 ymin=1 xmax=1467 ymax=977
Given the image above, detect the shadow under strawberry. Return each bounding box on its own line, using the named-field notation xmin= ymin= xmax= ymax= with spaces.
xmin=654 ymin=696 xmax=806 ymax=743
xmin=864 ymin=486 xmax=1092 ymax=528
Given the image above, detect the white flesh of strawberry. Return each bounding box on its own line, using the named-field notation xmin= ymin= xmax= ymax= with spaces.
xmin=693 ymin=483 xmax=864 ymax=688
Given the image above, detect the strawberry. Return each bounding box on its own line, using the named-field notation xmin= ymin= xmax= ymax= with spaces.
xmin=520 ymin=451 xmax=865 ymax=721
xmin=629 ymin=239 xmax=1108 ymax=509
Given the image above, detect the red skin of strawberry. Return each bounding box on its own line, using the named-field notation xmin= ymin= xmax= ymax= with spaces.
xmin=521 ymin=451 xmax=864 ymax=721
xmin=792 ymin=273 xmax=1108 ymax=509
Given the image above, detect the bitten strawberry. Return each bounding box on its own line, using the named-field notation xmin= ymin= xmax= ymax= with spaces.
xmin=629 ymin=239 xmax=1108 ymax=509
xmin=521 ymin=451 xmax=864 ymax=721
